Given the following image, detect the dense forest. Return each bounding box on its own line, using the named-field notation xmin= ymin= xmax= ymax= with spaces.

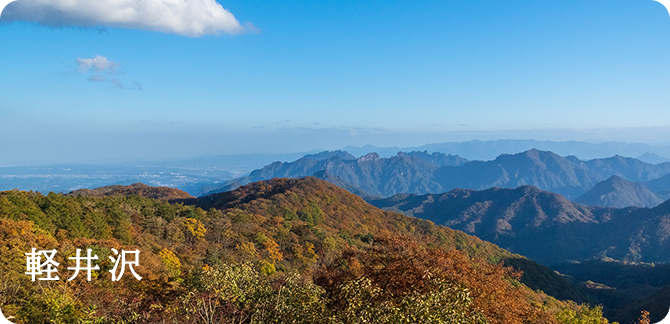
xmin=0 ymin=177 xmax=647 ymax=323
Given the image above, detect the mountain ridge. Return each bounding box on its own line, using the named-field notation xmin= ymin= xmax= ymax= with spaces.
xmin=343 ymin=139 xmax=670 ymax=161
xmin=575 ymin=175 xmax=663 ymax=208
xmin=370 ymin=185 xmax=670 ymax=265
xmin=208 ymin=149 xmax=670 ymax=200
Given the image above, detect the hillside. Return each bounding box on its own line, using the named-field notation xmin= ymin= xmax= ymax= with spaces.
xmin=0 ymin=179 xmax=617 ymax=323
xmin=552 ymin=260 xmax=670 ymax=324
xmin=66 ymin=182 xmax=195 ymax=201
xmin=574 ymin=176 xmax=663 ymax=208
xmin=370 ymin=185 xmax=670 ymax=265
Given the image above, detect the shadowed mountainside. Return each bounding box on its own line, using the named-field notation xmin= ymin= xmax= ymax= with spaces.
xmin=370 ymin=185 xmax=670 ymax=265
xmin=552 ymin=260 xmax=670 ymax=324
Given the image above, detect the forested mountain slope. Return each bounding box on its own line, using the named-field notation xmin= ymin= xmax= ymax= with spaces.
xmin=0 ymin=179 xmax=618 ymax=323
xmin=370 ymin=185 xmax=670 ymax=265
xmin=552 ymin=260 xmax=670 ymax=324
xmin=66 ymin=182 xmax=194 ymax=201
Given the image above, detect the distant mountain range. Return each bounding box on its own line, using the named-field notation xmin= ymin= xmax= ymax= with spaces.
xmin=637 ymin=152 xmax=670 ymax=164
xmin=369 ymin=185 xmax=670 ymax=265
xmin=206 ymin=150 xmax=468 ymax=197
xmin=342 ymin=139 xmax=670 ymax=161
xmin=208 ymin=148 xmax=670 ymax=202
xmin=7 ymin=139 xmax=670 ymax=199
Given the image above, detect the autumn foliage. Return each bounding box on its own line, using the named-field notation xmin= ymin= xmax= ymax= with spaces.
xmin=0 ymin=178 xmax=617 ymax=323
xmin=315 ymin=234 xmax=554 ymax=324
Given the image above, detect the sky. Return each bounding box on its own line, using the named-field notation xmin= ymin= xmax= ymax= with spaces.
xmin=2 ymin=0 xmax=670 ymax=164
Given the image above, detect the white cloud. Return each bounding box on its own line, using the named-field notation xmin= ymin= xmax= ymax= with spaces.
xmin=77 ymin=56 xmax=119 ymax=73
xmin=2 ymin=0 xmax=246 ymax=37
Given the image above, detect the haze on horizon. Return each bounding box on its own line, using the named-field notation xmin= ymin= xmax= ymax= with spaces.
xmin=2 ymin=0 xmax=670 ymax=165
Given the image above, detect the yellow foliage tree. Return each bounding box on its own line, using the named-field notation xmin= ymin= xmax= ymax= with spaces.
xmin=159 ymin=248 xmax=182 ymax=278
xmin=236 ymin=241 xmax=258 ymax=259
xmin=183 ymin=218 xmax=206 ymax=242
xmin=263 ymin=239 xmax=283 ymax=263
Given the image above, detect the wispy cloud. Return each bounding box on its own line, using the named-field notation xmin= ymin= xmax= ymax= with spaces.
xmin=2 ymin=0 xmax=248 ymax=37
xmin=77 ymin=55 xmax=141 ymax=90
xmin=243 ymin=22 xmax=262 ymax=34
xmin=77 ymin=55 xmax=119 ymax=74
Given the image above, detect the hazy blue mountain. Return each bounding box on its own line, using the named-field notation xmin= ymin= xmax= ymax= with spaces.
xmin=583 ymin=155 xmax=670 ymax=183
xmin=344 ymin=140 xmax=670 ymax=161
xmin=302 ymin=150 xmax=356 ymax=161
xmin=637 ymin=152 xmax=670 ymax=164
xmin=433 ymin=150 xmax=670 ymax=199
xmin=311 ymin=170 xmax=381 ymax=200
xmin=206 ymin=149 xmax=670 ymax=200
xmin=205 ymin=150 xmax=472 ymax=197
xmin=370 ymin=185 xmax=670 ymax=265
xmin=644 ymin=173 xmax=670 ymax=200
xmin=404 ymin=151 xmax=469 ymax=166
xmin=244 ymin=152 xmax=446 ymax=197
xmin=340 ymin=144 xmax=404 ymax=159
xmin=575 ymin=175 xmax=663 ymax=208
xmin=433 ymin=149 xmax=601 ymax=199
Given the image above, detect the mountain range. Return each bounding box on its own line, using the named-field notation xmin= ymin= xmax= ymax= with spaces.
xmin=209 ymin=148 xmax=670 ymax=202
xmin=343 ymin=139 xmax=670 ymax=161
xmin=8 ymin=139 xmax=670 ymax=199
xmin=369 ymin=185 xmax=670 ymax=265
xmin=208 ymin=150 xmax=467 ymax=197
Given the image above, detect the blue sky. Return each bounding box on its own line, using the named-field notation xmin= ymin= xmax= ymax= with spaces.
xmin=2 ymin=0 xmax=670 ymax=164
